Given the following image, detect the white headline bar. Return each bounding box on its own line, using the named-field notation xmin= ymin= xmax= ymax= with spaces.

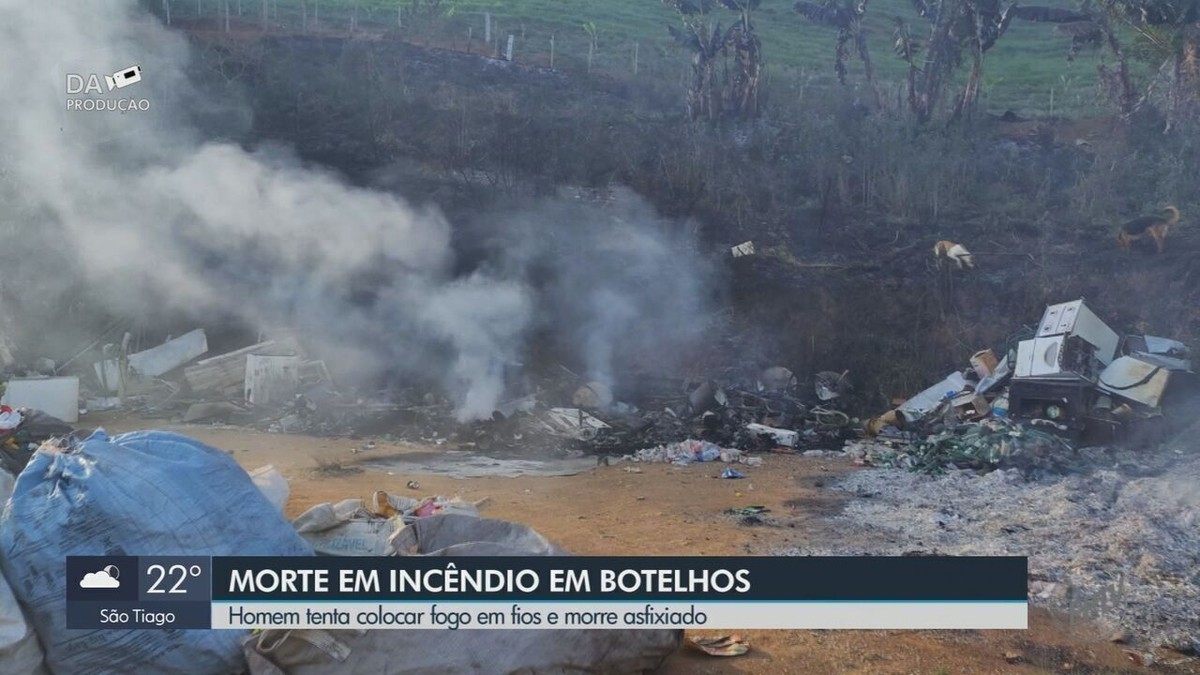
xmin=213 ymin=601 xmax=1028 ymax=630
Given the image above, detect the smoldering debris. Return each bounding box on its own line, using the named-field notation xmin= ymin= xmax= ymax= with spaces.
xmin=782 ymin=451 xmax=1200 ymax=654
xmin=857 ymin=298 xmax=1195 ymax=476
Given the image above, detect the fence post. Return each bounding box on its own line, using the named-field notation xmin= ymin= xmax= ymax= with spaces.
xmin=163 ymin=0 xmax=171 ymax=25
xmin=484 ymin=13 xmax=491 ymax=44
xmin=633 ymin=42 xmax=639 ymax=75
xmin=224 ymin=0 xmax=230 ymax=32
xmin=260 ymin=0 xmax=267 ymax=31
xmin=505 ymin=34 xmax=514 ymax=61
xmin=550 ymin=34 xmax=554 ymax=69
xmin=397 ymin=5 xmax=402 ymax=29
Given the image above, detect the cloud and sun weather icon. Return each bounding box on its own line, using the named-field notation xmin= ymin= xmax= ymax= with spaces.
xmin=80 ymin=565 xmax=121 ymax=589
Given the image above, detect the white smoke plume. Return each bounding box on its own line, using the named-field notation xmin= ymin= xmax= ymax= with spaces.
xmin=0 ymin=1 xmax=713 ymax=420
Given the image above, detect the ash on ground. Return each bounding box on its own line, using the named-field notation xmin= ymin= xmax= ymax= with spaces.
xmin=780 ymin=445 xmax=1200 ymax=655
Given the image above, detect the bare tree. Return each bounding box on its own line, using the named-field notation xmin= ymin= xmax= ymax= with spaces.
xmin=1096 ymin=0 xmax=1200 ymax=131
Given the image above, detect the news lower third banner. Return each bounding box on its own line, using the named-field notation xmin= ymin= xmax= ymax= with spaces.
xmin=66 ymin=556 xmax=1028 ymax=631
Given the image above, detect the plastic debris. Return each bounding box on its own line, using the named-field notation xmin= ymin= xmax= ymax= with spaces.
xmin=631 ymin=439 xmax=759 ymax=466
xmin=724 ymin=506 xmax=769 ymax=516
xmin=686 ymin=634 xmax=750 ymax=657
xmin=0 ymin=407 xmax=23 ymax=432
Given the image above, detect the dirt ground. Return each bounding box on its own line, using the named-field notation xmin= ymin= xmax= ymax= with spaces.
xmin=88 ymin=413 xmax=1176 ymax=674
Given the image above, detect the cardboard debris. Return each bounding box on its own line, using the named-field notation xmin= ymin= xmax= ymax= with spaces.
xmin=897 ymin=372 xmax=967 ymax=422
xmin=731 ymin=241 xmax=756 ymax=258
xmin=94 ymin=329 xmax=209 ymax=392
xmin=1097 ymin=356 xmax=1172 ymax=409
xmin=538 ymin=408 xmax=611 ymax=440
xmin=1122 ymin=335 xmax=1191 ymax=372
xmin=975 ymin=356 xmax=1011 ymax=395
xmin=244 ymin=354 xmax=302 ymax=406
xmin=184 ymin=339 xmax=300 ymax=396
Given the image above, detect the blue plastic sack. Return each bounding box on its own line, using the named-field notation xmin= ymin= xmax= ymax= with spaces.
xmin=0 ymin=430 xmax=313 ymax=675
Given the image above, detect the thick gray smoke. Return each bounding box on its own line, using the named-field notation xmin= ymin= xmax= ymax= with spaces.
xmin=0 ymin=1 xmax=713 ymax=420
xmin=494 ymin=193 xmax=715 ymax=391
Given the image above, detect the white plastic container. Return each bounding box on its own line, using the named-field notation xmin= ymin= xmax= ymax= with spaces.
xmin=2 ymin=377 xmax=80 ymax=423
xmin=248 ymin=465 xmax=289 ymax=514
xmin=992 ymin=392 xmax=1010 ymax=418
xmin=744 ymin=423 xmax=799 ymax=447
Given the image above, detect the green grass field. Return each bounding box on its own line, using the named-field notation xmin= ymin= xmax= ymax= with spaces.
xmin=183 ymin=0 xmax=1142 ymax=117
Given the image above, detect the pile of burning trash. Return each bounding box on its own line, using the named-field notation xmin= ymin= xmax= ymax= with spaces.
xmin=0 ymin=318 xmax=868 ymax=467
xmin=3 ymin=297 xmax=1188 ymax=477
xmin=857 ymin=298 xmax=1194 ymax=474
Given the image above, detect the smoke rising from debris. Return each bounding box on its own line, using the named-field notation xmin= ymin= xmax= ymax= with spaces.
xmin=0 ymin=1 xmax=714 ymax=419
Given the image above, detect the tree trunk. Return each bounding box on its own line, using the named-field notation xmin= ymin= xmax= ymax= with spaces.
xmin=1099 ymin=19 xmax=1138 ymax=118
xmin=1169 ymin=29 xmax=1200 ymax=131
xmin=953 ymin=38 xmax=984 ymax=123
xmin=855 ymin=25 xmax=884 ymax=111
xmin=914 ymin=4 xmax=957 ymax=124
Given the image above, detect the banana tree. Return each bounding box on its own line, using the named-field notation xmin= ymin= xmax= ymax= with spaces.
xmin=717 ymin=0 xmax=764 ymax=118
xmin=885 ymin=0 xmax=1088 ymax=123
xmin=661 ymin=0 xmax=764 ymax=119
xmin=667 ymin=19 xmax=726 ymax=119
xmin=795 ymin=0 xmax=884 ymax=110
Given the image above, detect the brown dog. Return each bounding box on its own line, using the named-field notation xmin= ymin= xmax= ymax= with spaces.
xmin=933 ymin=240 xmax=975 ymax=269
xmin=1117 ymin=206 xmax=1179 ymax=253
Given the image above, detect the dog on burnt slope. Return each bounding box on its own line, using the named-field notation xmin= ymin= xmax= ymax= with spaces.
xmin=933 ymin=240 xmax=975 ymax=269
xmin=1117 ymin=206 xmax=1180 ymax=254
